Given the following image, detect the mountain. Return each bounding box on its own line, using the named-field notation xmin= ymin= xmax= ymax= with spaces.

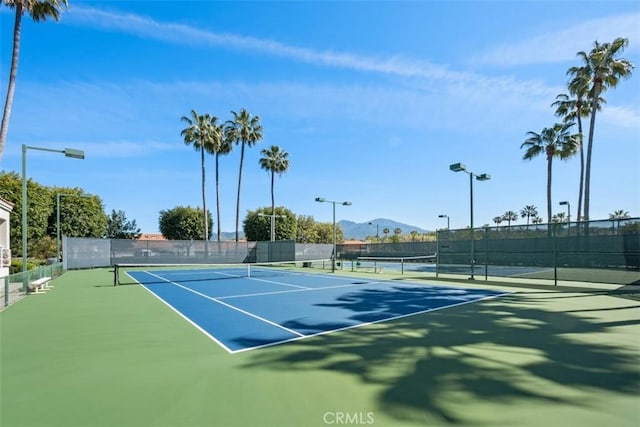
xmin=339 ymin=218 xmax=431 ymax=240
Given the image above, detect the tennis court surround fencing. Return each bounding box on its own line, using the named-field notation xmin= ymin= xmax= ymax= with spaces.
xmin=338 ymin=217 xmax=639 ymax=285
xmin=60 ymin=217 xmax=639 ymax=286
xmin=63 ymin=237 xmax=333 ymax=269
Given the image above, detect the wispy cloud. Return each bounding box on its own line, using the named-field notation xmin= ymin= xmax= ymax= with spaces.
xmin=66 ymin=6 xmax=473 ymax=83
xmin=473 ymin=13 xmax=640 ymax=67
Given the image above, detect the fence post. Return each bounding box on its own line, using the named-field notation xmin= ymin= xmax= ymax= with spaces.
xmin=553 ymin=224 xmax=558 ymax=286
xmin=484 ymin=226 xmax=488 ymax=281
xmin=435 ymin=230 xmax=440 ymax=278
xmin=4 ymin=275 xmax=8 ymax=308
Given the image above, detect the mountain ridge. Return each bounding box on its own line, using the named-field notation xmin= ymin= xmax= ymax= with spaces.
xmin=339 ymin=218 xmax=431 ymax=240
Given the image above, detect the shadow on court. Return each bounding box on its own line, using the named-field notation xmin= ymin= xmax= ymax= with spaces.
xmin=240 ymin=285 xmax=640 ymax=425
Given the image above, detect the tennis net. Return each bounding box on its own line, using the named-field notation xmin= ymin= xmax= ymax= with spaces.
xmin=114 ymin=259 xmax=334 ymax=286
xmin=351 ymin=254 xmax=436 ymax=274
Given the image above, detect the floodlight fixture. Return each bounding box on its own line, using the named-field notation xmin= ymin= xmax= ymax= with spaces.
xmin=449 ymin=163 xmax=466 ymax=172
xmin=63 ymin=148 xmax=85 ymax=159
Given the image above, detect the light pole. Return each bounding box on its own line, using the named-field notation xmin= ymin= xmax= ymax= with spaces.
xmin=57 ymin=193 xmax=91 ymax=262
xmin=315 ymin=197 xmax=352 ymax=272
xmin=368 ymin=222 xmax=379 ymax=242
xmin=559 ymin=201 xmax=571 ymax=236
xmin=449 ymin=163 xmax=490 ymax=280
xmin=22 ymin=144 xmax=84 ymax=291
xmin=257 ymin=212 xmax=287 ymax=241
xmin=438 ymin=214 xmax=450 ymax=230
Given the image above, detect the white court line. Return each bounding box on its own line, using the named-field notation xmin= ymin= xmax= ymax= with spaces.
xmin=218 ymin=281 xmax=383 ymax=300
xmin=141 ymin=271 xmax=305 ymax=338
xmin=247 ymin=276 xmax=311 ymax=289
xmin=155 ymin=267 xmax=311 ymax=289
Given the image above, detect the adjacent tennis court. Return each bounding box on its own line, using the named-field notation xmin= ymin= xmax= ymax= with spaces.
xmin=120 ymin=263 xmax=508 ymax=352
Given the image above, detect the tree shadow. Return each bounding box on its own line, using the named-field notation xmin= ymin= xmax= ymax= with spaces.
xmin=240 ymin=285 xmax=640 ymax=425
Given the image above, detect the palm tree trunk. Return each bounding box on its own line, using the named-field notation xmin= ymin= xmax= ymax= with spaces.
xmin=547 ymin=157 xmax=553 ymax=224
xmin=576 ymin=115 xmax=585 ymax=222
xmin=584 ymin=79 xmax=602 ymax=222
xmin=270 ymin=171 xmax=275 ymax=241
xmin=201 ymin=146 xmax=208 ymax=241
xmin=0 ymin=2 xmax=24 ymax=162
xmin=235 ymin=141 xmax=246 ymax=242
xmin=270 ymin=171 xmax=275 ymax=213
xmin=215 ymin=152 xmax=221 ymax=243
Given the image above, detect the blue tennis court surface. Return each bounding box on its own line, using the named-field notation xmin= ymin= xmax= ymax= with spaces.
xmin=127 ymin=267 xmax=509 ymax=353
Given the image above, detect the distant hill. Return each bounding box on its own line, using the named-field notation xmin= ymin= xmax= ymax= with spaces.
xmin=339 ymin=218 xmax=430 ymax=240
xmin=213 ymin=231 xmax=245 ymax=241
xmin=212 ymin=219 xmax=428 ymax=241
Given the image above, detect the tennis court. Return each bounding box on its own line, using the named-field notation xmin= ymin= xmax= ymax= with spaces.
xmin=2 ymin=267 xmax=639 ymax=427
xmin=120 ymin=263 xmax=508 ymax=352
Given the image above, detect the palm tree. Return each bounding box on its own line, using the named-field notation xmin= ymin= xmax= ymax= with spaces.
xmin=382 ymin=227 xmax=390 ymax=242
xmin=180 ymin=109 xmax=215 ymax=241
xmin=552 ymin=94 xmax=586 ymax=222
xmin=502 ymin=210 xmax=518 ymax=228
xmin=609 ymin=209 xmax=630 ymax=220
xmin=521 ymin=122 xmax=578 ymax=223
xmin=493 ymin=216 xmax=503 ymax=230
xmin=520 ymin=205 xmax=538 ymax=225
xmin=609 ymin=209 xmax=630 ymax=234
xmin=259 ymin=145 xmax=290 ymax=240
xmin=210 ymin=118 xmax=231 ymax=243
xmin=532 ymin=216 xmax=544 ymax=225
xmin=577 ymin=38 xmax=634 ymax=221
xmin=551 ymin=212 xmax=567 ymax=224
xmin=225 ymin=109 xmax=263 ymax=241
xmin=0 ymin=0 xmax=69 ymax=161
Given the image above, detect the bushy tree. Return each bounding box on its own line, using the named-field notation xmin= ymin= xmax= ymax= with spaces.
xmin=0 ymin=171 xmax=52 ymax=253
xmin=314 ymin=222 xmax=345 ymax=244
xmin=29 ymin=236 xmax=56 ymax=260
xmin=296 ymin=215 xmax=319 ymax=243
xmin=48 ymin=188 xmax=108 ymax=239
xmin=0 ymin=173 xmax=108 ymax=257
xmin=159 ymin=206 xmax=212 ymax=240
xmin=105 ymin=209 xmax=141 ymax=239
xmin=243 ymin=206 xmax=296 ymax=242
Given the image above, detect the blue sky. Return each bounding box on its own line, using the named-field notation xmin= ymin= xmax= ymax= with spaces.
xmin=1 ymin=0 xmax=639 ymax=235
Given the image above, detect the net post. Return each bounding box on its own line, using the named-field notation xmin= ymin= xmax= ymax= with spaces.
xmin=113 ymin=264 xmax=118 ymax=286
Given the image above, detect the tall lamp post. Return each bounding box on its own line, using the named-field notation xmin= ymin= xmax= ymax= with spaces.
xmin=368 ymin=222 xmax=379 ymax=242
xmin=56 ymin=193 xmax=91 ymax=262
xmin=257 ymin=212 xmax=287 ymax=241
xmin=449 ymin=163 xmax=490 ymax=280
xmin=22 ymin=145 xmax=84 ymax=291
xmin=438 ymin=214 xmax=450 ymax=230
xmin=315 ymin=197 xmax=352 ymax=272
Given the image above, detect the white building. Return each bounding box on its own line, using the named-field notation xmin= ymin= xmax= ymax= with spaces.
xmin=0 ymin=196 xmax=14 ymax=278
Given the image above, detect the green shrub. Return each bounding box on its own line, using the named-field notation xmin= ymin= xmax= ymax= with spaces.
xmin=10 ymin=259 xmax=37 ymax=274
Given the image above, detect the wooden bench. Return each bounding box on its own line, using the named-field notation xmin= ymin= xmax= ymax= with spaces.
xmin=29 ymin=277 xmax=52 ymax=294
